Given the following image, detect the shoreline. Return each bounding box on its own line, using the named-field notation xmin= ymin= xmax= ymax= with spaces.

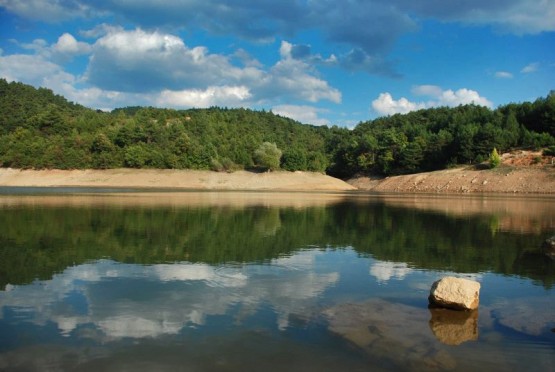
xmin=1 ymin=166 xmax=554 ymax=194
xmin=348 ymin=166 xmax=555 ymax=194
xmin=0 ymin=168 xmax=356 ymax=192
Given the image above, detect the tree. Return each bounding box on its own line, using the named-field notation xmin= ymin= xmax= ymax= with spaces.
xmin=282 ymin=148 xmax=307 ymax=171
xmin=489 ymin=148 xmax=501 ymax=168
xmin=254 ymin=142 xmax=282 ymax=171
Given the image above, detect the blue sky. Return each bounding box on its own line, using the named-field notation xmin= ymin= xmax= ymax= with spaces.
xmin=1 ymin=1 xmax=554 ymax=127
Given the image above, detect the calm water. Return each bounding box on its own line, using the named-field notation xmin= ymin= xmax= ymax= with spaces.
xmin=0 ymin=190 xmax=554 ymax=371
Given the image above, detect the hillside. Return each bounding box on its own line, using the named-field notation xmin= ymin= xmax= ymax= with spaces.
xmin=0 ymin=79 xmax=554 ymax=180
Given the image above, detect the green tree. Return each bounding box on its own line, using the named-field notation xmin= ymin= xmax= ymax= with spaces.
xmin=254 ymin=142 xmax=282 ymax=171
xmin=282 ymin=148 xmax=308 ymax=171
xmin=489 ymin=148 xmax=501 ymax=168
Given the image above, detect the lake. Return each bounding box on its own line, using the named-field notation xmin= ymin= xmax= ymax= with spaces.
xmin=0 ymin=189 xmax=553 ymax=371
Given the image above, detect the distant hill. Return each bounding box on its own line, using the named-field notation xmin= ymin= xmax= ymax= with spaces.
xmin=0 ymin=79 xmax=88 ymax=135
xmin=0 ymin=78 xmax=553 ymax=178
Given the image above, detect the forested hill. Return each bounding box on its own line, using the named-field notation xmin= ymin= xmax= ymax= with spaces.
xmin=0 ymin=78 xmax=554 ymax=178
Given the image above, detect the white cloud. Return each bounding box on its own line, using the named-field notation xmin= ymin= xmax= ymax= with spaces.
xmin=85 ymin=28 xmax=235 ymax=92
xmin=372 ymin=92 xmax=426 ymax=116
xmin=52 ymin=33 xmax=91 ymax=58
xmin=495 ymin=71 xmax=513 ymax=79
xmin=272 ymin=105 xmax=330 ymax=126
xmin=266 ymin=54 xmax=342 ymax=104
xmin=436 ymin=88 xmax=492 ymax=107
xmin=82 ymin=30 xmax=340 ymax=107
xmin=20 ymin=38 xmax=48 ymax=52
xmin=372 ymin=86 xmax=492 ymax=116
xmin=14 ymin=33 xmax=92 ymax=62
xmin=2 ymin=0 xmax=553 ymax=72
xmin=0 ymin=54 xmax=73 ymax=87
xmin=521 ymin=62 xmax=539 ymax=73
xmin=0 ymin=29 xmax=341 ymax=111
xmin=157 ymin=86 xmax=252 ymax=108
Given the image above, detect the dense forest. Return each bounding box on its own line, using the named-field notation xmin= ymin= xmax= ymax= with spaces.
xmin=0 ymin=78 xmax=554 ymax=178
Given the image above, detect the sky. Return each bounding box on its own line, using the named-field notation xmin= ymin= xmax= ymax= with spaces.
xmin=0 ymin=1 xmax=554 ymax=127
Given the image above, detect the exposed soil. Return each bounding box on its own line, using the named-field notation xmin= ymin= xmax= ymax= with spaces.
xmin=348 ymin=151 xmax=555 ymax=194
xmin=0 ymin=168 xmax=356 ymax=192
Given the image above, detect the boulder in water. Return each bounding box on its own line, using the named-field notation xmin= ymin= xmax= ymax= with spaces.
xmin=429 ymin=277 xmax=480 ymax=311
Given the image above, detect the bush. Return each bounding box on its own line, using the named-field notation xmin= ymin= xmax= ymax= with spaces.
xmin=254 ymin=142 xmax=282 ymax=171
xmin=489 ymin=148 xmax=501 ymax=168
xmin=543 ymin=145 xmax=555 ymax=156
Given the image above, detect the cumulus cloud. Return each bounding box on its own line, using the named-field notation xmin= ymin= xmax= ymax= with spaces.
xmin=0 ymin=53 xmax=123 ymax=109
xmin=0 ymin=54 xmax=73 ymax=88
xmin=372 ymin=93 xmax=426 ymax=116
xmin=79 ymin=30 xmax=340 ymax=107
xmin=272 ymin=105 xmax=331 ymax=126
xmin=52 ymin=33 xmax=92 ymax=58
xmin=3 ymin=1 xmax=552 ymax=80
xmin=435 ymin=88 xmax=492 ymax=107
xmin=15 ymin=33 xmax=91 ymax=62
xmin=85 ymin=28 xmax=237 ymax=92
xmin=495 ymin=71 xmax=514 ymax=79
xmin=372 ymin=85 xmax=492 ymax=116
xmin=266 ymin=43 xmax=341 ymax=104
xmin=4 ymin=1 xmax=552 ymax=47
xmin=0 ymin=32 xmax=341 ymax=111
xmin=157 ymin=86 xmax=252 ymax=108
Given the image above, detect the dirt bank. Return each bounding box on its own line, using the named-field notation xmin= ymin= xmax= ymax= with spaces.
xmin=0 ymin=168 xmax=356 ymax=191
xmin=348 ymin=150 xmax=555 ymax=194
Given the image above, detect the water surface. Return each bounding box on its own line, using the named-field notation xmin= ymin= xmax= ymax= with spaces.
xmin=0 ymin=190 xmax=553 ymax=371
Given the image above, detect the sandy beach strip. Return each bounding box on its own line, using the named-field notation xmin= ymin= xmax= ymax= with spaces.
xmin=0 ymin=168 xmax=356 ymax=191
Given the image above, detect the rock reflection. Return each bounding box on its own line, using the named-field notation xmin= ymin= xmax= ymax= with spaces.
xmin=323 ymin=299 xmax=458 ymax=370
xmin=428 ymin=308 xmax=479 ymax=345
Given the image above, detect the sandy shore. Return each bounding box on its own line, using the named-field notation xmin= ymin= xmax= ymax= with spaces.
xmin=0 ymin=168 xmax=356 ymax=191
xmin=1 ymin=163 xmax=553 ymax=194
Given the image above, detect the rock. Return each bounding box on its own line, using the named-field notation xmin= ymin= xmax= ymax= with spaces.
xmin=428 ymin=277 xmax=480 ymax=311
xmin=429 ymin=308 xmax=479 ymax=345
xmin=542 ymin=235 xmax=555 ymax=259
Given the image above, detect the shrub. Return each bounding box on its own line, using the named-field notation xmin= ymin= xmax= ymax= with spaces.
xmin=489 ymin=148 xmax=501 ymax=168
xmin=254 ymin=142 xmax=282 ymax=171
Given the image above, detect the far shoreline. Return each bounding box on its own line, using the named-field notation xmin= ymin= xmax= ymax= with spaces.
xmin=0 ymin=168 xmax=356 ymax=192
xmin=0 ymin=165 xmax=553 ymax=195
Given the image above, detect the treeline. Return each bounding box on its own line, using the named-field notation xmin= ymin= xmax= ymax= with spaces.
xmin=330 ymin=96 xmax=555 ymax=177
xmin=0 ymin=78 xmax=554 ymax=177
